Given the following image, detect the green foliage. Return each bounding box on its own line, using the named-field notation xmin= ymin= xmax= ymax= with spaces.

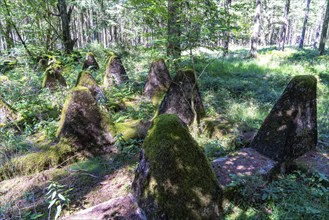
xmin=202 ymin=139 xmax=236 ymax=159
xmin=115 ymin=133 xmax=143 ymax=155
xmin=46 ymin=181 xmax=72 ymax=220
xmin=226 ymin=172 xmax=329 ymax=220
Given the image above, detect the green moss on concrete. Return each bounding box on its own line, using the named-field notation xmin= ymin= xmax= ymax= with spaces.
xmin=114 ymin=120 xmax=147 ymax=141
xmin=0 ymin=139 xmax=75 ymax=180
xmin=139 ymin=114 xmax=223 ymax=219
xmin=75 ymin=71 xmax=98 ymax=88
xmin=56 ymin=86 xmax=114 ymax=153
xmin=56 ymin=86 xmax=93 ymax=138
xmin=151 ymin=90 xmax=166 ymax=106
xmin=174 ymin=69 xmax=196 ymax=83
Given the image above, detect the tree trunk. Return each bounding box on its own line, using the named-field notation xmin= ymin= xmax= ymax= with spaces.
xmin=58 ymin=0 xmax=75 ymax=53
xmin=167 ymin=0 xmax=182 ymax=64
xmin=223 ymin=0 xmax=232 ymax=56
xmin=319 ymin=0 xmax=329 ymax=55
xmin=79 ymin=12 xmax=85 ymax=47
xmin=278 ymin=0 xmax=290 ymax=51
xmin=299 ymin=0 xmax=311 ymax=49
xmin=250 ymin=0 xmax=261 ymax=58
xmin=314 ymin=8 xmax=325 ymax=49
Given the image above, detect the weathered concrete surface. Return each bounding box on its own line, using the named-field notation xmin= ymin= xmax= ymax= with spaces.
xmin=82 ymin=53 xmax=99 ymax=70
xmin=133 ymin=114 xmax=223 ymax=219
xmin=103 ymin=56 xmax=128 ymax=86
xmin=212 ymin=148 xmax=277 ymax=188
xmin=56 ymin=87 xmax=115 ymax=154
xmin=158 ymin=70 xmax=205 ymax=125
xmin=62 ymin=194 xmax=145 ymax=220
xmin=143 ymin=59 xmax=171 ymax=103
xmin=251 ymin=75 xmax=317 ymax=162
xmin=42 ymin=66 xmax=67 ymax=90
xmin=293 ymin=150 xmax=329 ymax=182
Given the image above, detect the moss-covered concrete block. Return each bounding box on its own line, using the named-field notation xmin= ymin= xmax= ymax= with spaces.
xmin=82 ymin=52 xmax=99 ymax=70
xmin=76 ymin=71 xmax=106 ymax=103
xmin=132 ymin=114 xmax=223 ymax=219
xmin=143 ymin=59 xmax=171 ymax=104
xmin=103 ymin=55 xmax=128 ymax=87
xmin=158 ymin=69 xmax=205 ymax=125
xmin=42 ymin=65 xmax=67 ymax=90
xmin=251 ymin=75 xmax=317 ymax=162
xmin=0 ymin=140 xmax=74 ymax=180
xmin=56 ymin=86 xmax=115 ymax=154
xmin=113 ymin=120 xmax=150 ymax=141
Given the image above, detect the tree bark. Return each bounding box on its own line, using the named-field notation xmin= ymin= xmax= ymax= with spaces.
xmin=278 ymin=0 xmax=290 ymax=51
xmin=314 ymin=8 xmax=325 ymax=49
xmin=319 ymin=0 xmax=329 ymax=55
xmin=250 ymin=0 xmax=261 ymax=58
xmin=167 ymin=0 xmax=182 ymax=64
xmin=3 ymin=0 xmax=34 ymax=59
xmin=58 ymin=0 xmax=75 ymax=54
xmin=299 ymin=0 xmax=311 ymax=49
xmin=223 ymin=0 xmax=232 ymax=56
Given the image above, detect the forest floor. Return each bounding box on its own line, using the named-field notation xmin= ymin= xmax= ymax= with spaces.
xmin=0 ymin=45 xmax=329 ymax=219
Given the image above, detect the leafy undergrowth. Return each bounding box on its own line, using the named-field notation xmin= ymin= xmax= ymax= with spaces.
xmin=224 ymin=171 xmax=329 ymax=220
xmin=1 ymin=46 xmax=329 ymax=219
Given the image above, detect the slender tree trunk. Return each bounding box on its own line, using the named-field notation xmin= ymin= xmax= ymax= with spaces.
xmin=278 ymin=0 xmax=290 ymax=51
xmin=0 ymin=18 xmax=14 ymax=50
xmin=223 ymin=0 xmax=232 ymax=57
xmin=319 ymin=0 xmax=329 ymax=55
xmin=314 ymin=8 xmax=325 ymax=49
xmin=92 ymin=9 xmax=98 ymax=42
xmin=58 ymin=0 xmax=75 ymax=53
xmin=299 ymin=0 xmax=311 ymax=49
xmin=250 ymin=0 xmax=261 ymax=58
xmin=79 ymin=12 xmax=85 ymax=47
xmin=167 ymin=0 xmax=182 ymax=63
xmin=3 ymin=0 xmax=34 ymax=58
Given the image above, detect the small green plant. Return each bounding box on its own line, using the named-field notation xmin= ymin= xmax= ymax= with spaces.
xmin=46 ymin=181 xmax=72 ymax=220
xmin=115 ymin=133 xmax=143 ymax=155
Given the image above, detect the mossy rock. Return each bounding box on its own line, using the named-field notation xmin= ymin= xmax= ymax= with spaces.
xmin=56 ymin=86 xmax=115 ymax=154
xmin=0 ymin=57 xmax=17 ymax=74
xmin=143 ymin=59 xmax=171 ymax=104
xmin=36 ymin=58 xmax=48 ymax=71
xmin=82 ymin=52 xmax=99 ymax=70
xmin=132 ymin=114 xmax=223 ymax=219
xmin=76 ymin=71 xmax=106 ymax=104
xmin=0 ymin=140 xmax=75 ymax=180
xmin=103 ymin=55 xmax=128 ymax=87
xmin=158 ymin=69 xmax=205 ymax=125
xmin=202 ymin=118 xmax=234 ymax=139
xmin=251 ymin=75 xmax=317 ymax=162
xmin=113 ymin=120 xmax=150 ymax=141
xmin=42 ymin=65 xmax=67 ymax=90
xmin=0 ymin=97 xmax=20 ymax=125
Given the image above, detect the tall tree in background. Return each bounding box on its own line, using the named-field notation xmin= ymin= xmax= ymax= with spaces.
xmin=223 ymin=0 xmax=232 ymax=57
xmin=278 ymin=0 xmax=290 ymax=51
xmin=299 ymin=0 xmax=311 ymax=49
xmin=319 ymin=0 xmax=329 ymax=55
xmin=0 ymin=17 xmax=13 ymax=50
xmin=250 ymin=0 xmax=261 ymax=58
xmin=314 ymin=8 xmax=325 ymax=49
xmin=58 ymin=0 xmax=75 ymax=54
xmin=167 ymin=0 xmax=182 ymax=62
